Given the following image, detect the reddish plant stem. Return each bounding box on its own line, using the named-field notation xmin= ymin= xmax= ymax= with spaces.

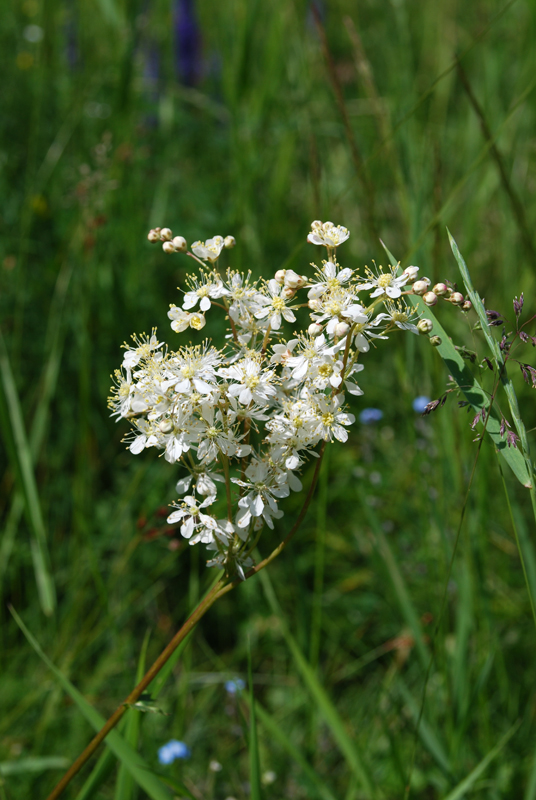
xmin=45 ymin=578 xmax=229 ymax=800
xmin=46 ymin=443 xmax=326 ymax=800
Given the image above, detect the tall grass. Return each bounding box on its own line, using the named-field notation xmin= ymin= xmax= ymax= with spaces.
xmin=1 ymin=0 xmax=536 ymax=797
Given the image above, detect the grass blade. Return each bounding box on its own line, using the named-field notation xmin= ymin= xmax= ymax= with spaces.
xmin=442 ymin=721 xmax=519 ymax=800
xmin=257 ymin=567 xmax=376 ymax=798
xmin=114 ymin=630 xmax=151 ymax=800
xmin=355 ymin=487 xmax=430 ymax=670
xmin=243 ymin=695 xmax=338 ymax=800
xmin=0 ymin=330 xmax=56 ymax=615
xmin=448 ymin=231 xmax=536 ymax=494
xmin=247 ymin=640 xmax=262 ymax=800
xmin=11 ymin=607 xmax=174 ymax=800
xmin=0 ymin=757 xmax=70 ymax=776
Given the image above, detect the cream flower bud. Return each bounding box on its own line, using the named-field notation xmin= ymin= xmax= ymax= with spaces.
xmin=274 ymin=269 xmax=286 ymax=285
xmin=281 ymin=286 xmax=296 ymax=299
xmin=417 ymin=318 xmax=433 ymax=334
xmin=450 ymin=292 xmax=464 ymax=305
xmin=334 ymin=322 xmax=350 ymax=338
xmin=224 ymin=235 xmax=236 ymax=249
xmin=403 ymin=265 xmax=419 ymax=282
xmin=147 ymin=229 xmax=159 ymax=243
xmin=283 ymin=269 xmax=303 ymax=289
xmin=308 ymin=322 xmax=323 ymax=336
xmin=308 ymin=298 xmax=322 ymax=311
xmin=322 ymin=221 xmax=334 ymax=231
xmin=159 ymin=419 xmax=173 ymax=433
xmin=162 ymin=241 xmax=175 ymax=254
xmin=430 ymin=335 xmax=442 ymax=346
xmin=412 ymin=280 xmax=430 ymax=296
xmin=433 ymin=283 xmax=449 ymax=296
xmin=160 ymin=228 xmax=173 ymax=241
xmin=462 ymin=300 xmax=472 ymax=311
xmin=172 ymin=236 xmax=187 ymax=252
xmin=423 ymin=291 xmax=438 ymax=306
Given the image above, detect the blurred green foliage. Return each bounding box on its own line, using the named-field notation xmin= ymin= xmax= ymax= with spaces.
xmin=1 ymin=0 xmax=536 ymax=797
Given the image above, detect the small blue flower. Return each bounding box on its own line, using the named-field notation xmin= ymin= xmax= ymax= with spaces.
xmin=413 ymin=396 xmax=431 ymax=414
xmin=225 ymin=678 xmax=245 ymax=695
xmin=359 ymin=408 xmax=383 ymax=425
xmin=158 ymin=740 xmax=191 ymax=765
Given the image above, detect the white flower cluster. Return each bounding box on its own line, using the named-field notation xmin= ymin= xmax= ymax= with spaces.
xmin=110 ymin=220 xmax=447 ymax=579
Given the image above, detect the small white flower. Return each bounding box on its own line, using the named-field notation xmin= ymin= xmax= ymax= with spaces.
xmin=191 ymin=236 xmax=225 ymax=263
xmin=307 ymin=220 xmax=350 ymax=248
xmin=254 ymin=279 xmax=297 ymax=330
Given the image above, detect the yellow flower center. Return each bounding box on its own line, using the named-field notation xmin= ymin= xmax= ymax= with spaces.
xmin=272 ymin=297 xmax=285 ymax=312
xmin=318 ymin=364 xmax=333 ymax=377
xmin=322 ymin=412 xmax=335 ymax=427
xmin=245 ymin=375 xmax=260 ymax=389
xmin=391 ymin=311 xmax=408 ymax=323
xmin=377 ymin=274 xmax=392 ymax=288
xmin=190 ymin=315 xmax=205 ymax=330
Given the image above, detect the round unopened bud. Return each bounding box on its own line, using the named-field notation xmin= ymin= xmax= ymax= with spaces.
xmin=160 ymin=227 xmax=173 ymax=241
xmin=412 ymin=280 xmax=430 ymax=296
xmin=224 ymin=235 xmax=236 ymax=249
xmin=147 ymin=229 xmax=159 ymax=243
xmin=423 ymin=291 xmax=438 ymax=306
xmin=462 ymin=300 xmax=472 ymax=311
xmin=274 ymin=269 xmax=286 ymax=285
xmin=162 ymin=241 xmax=175 ymax=254
xmin=450 ymin=292 xmax=464 ymax=305
xmin=159 ymin=419 xmax=173 ymax=433
xmin=283 ymin=269 xmax=303 ymax=289
xmin=430 ymin=335 xmax=442 ymax=347
xmin=334 ymin=321 xmax=350 ymax=338
xmin=308 ymin=322 xmax=323 ymax=337
xmin=322 ymin=221 xmax=334 ymax=231
xmin=433 ymin=283 xmax=449 ymax=296
xmin=308 ymin=298 xmax=321 ymax=311
xmin=172 ymin=236 xmax=187 ymax=252
xmin=417 ymin=318 xmax=433 ymax=335
xmin=281 ymin=286 xmax=295 ymax=299
xmin=403 ymin=265 xmax=419 ymax=282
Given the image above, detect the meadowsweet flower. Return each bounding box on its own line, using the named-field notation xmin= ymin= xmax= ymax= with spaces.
xmin=158 ymin=740 xmax=191 ymax=764
xmin=191 ymin=236 xmax=226 ymax=262
xmin=307 ymin=220 xmax=350 ymax=248
xmin=111 ymin=219 xmax=450 ymax=577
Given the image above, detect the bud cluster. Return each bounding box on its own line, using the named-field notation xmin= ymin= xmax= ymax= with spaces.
xmin=110 ymin=221 xmax=464 ymax=579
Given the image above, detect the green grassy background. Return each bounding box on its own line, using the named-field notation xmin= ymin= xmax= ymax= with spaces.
xmin=2 ymin=0 xmax=536 ymax=797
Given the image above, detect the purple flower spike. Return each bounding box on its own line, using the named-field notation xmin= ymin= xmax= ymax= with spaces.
xmin=173 ymin=0 xmax=201 ymax=87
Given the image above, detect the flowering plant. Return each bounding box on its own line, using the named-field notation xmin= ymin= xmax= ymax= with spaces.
xmin=48 ymin=220 xmax=472 ymax=799
xmin=109 ymin=220 xmax=465 ymax=581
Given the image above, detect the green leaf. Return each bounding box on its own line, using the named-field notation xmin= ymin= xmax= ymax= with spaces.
xmin=114 ymin=630 xmax=151 ymax=800
xmin=257 ymin=567 xmax=376 ymax=798
xmin=0 ymin=756 xmax=70 ymax=776
xmin=407 ymin=294 xmax=531 ymax=487
xmin=11 ymin=607 xmax=174 ymax=800
xmin=247 ymin=639 xmax=262 ymax=800
xmin=0 ymin=330 xmax=56 ymax=615
xmin=243 ymin=696 xmax=338 ymax=800
xmin=442 ymin=722 xmax=519 ymax=800
xmin=382 ymin=238 xmax=532 ymax=488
